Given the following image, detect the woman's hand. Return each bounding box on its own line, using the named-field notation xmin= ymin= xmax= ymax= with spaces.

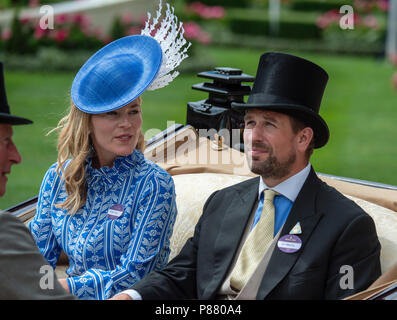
xmin=58 ymin=278 xmax=71 ymax=293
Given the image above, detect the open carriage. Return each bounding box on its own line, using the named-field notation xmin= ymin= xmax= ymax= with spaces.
xmin=6 ymin=67 xmax=397 ymax=300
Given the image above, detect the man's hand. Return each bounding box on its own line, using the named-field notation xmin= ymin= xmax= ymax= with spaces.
xmin=108 ymin=293 xmax=133 ymax=300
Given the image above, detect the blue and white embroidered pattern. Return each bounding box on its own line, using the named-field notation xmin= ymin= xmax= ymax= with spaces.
xmin=29 ymin=150 xmax=177 ymax=300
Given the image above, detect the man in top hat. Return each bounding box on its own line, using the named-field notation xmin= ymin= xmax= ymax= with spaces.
xmin=112 ymin=52 xmax=381 ymax=300
xmin=0 ymin=62 xmax=74 ymax=299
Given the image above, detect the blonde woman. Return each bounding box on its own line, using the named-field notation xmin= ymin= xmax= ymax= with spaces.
xmin=29 ymin=2 xmax=190 ymax=300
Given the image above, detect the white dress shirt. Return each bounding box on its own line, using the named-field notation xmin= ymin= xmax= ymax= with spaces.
xmin=259 ymin=162 xmax=311 ymax=202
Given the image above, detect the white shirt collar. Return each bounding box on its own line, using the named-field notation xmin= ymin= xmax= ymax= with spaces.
xmin=258 ymin=163 xmax=311 ymax=202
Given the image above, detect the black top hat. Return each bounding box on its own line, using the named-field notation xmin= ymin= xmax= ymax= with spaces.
xmin=232 ymin=52 xmax=329 ymax=148
xmin=0 ymin=62 xmax=33 ymax=125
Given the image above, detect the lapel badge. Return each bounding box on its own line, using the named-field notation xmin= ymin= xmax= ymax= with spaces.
xmin=278 ymin=234 xmax=302 ymax=253
xmin=289 ymin=222 xmax=302 ymax=235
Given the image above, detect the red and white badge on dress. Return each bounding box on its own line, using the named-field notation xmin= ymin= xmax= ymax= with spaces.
xmin=107 ymin=204 xmax=124 ymax=220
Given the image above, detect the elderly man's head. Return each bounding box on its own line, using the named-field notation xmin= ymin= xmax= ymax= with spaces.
xmin=0 ymin=124 xmax=22 ymax=196
xmin=0 ymin=62 xmax=32 ymax=197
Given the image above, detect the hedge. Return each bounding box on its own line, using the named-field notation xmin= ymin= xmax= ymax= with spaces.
xmin=226 ymin=8 xmax=322 ymax=39
xmin=183 ymin=0 xmax=352 ymax=11
xmin=183 ymin=0 xmax=251 ymax=8
xmin=288 ymin=0 xmax=354 ymax=12
xmin=224 ymin=7 xmax=386 ymax=41
xmin=210 ymin=32 xmax=384 ymax=56
xmin=0 ymin=0 xmax=66 ymax=9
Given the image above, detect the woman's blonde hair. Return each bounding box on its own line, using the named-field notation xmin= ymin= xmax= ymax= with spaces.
xmin=51 ymin=98 xmax=145 ymax=214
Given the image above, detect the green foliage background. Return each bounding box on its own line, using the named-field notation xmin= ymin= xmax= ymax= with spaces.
xmin=1 ymin=45 xmax=396 ymax=210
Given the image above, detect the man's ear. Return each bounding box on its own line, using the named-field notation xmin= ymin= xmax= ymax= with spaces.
xmin=297 ymin=127 xmax=314 ymax=152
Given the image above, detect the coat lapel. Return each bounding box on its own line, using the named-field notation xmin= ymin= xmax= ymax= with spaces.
xmin=256 ymin=168 xmax=324 ymax=299
xmin=202 ymin=177 xmax=260 ymax=299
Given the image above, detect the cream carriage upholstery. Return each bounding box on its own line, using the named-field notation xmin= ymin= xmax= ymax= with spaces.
xmin=169 ymin=172 xmax=397 ymax=274
xmin=169 ymin=173 xmax=250 ymax=261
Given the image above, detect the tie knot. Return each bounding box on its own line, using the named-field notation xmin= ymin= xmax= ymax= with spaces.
xmin=264 ymin=189 xmax=278 ymax=201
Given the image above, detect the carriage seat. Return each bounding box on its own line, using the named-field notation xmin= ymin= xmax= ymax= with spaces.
xmin=169 ymin=173 xmax=397 ymax=274
xmin=54 ymin=172 xmax=397 ymax=279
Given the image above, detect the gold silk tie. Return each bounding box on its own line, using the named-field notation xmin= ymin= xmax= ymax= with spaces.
xmin=230 ymin=189 xmax=277 ymax=291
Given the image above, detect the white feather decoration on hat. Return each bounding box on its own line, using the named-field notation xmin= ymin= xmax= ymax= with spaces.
xmin=141 ymin=0 xmax=191 ymax=90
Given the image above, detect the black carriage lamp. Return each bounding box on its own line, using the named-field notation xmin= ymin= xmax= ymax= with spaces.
xmin=186 ymin=67 xmax=254 ymax=152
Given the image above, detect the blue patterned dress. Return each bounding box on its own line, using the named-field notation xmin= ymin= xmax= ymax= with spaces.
xmin=29 ymin=150 xmax=177 ymax=299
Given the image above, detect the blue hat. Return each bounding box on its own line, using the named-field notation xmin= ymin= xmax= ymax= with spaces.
xmin=71 ymin=35 xmax=162 ymax=114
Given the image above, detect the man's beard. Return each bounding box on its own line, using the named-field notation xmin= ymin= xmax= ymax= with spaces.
xmin=247 ymin=143 xmax=296 ymax=179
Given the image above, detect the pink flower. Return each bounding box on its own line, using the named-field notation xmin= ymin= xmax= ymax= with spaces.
xmin=55 ymin=14 xmax=68 ymax=25
xmin=53 ymin=29 xmax=69 ymax=42
xmin=121 ymin=13 xmax=134 ymax=25
xmin=72 ymin=14 xmax=90 ymax=27
xmin=316 ymin=15 xmax=330 ymax=29
xmin=19 ymin=16 xmax=31 ymax=25
xmin=1 ymin=28 xmax=12 ymax=41
xmin=316 ymin=10 xmax=341 ymax=29
xmin=182 ymin=21 xmax=211 ymax=45
xmin=187 ymin=2 xmax=225 ymax=19
xmin=201 ymin=7 xmax=214 ymax=19
xmin=34 ymin=25 xmax=47 ymax=39
xmin=197 ymin=31 xmax=211 ymax=45
xmin=377 ymin=0 xmax=388 ymax=11
xmin=183 ymin=21 xmax=201 ymax=39
xmin=362 ymin=15 xmax=379 ymax=29
xmin=188 ymin=2 xmax=206 ymax=14
xmin=328 ymin=9 xmax=341 ymax=19
xmin=354 ymin=0 xmax=374 ymax=13
xmin=353 ymin=12 xmax=362 ymax=25
xmin=210 ymin=6 xmax=225 ymax=19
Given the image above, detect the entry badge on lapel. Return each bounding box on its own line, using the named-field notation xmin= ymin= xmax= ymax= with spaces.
xmin=277 ymin=222 xmax=302 ymax=253
xmin=107 ymin=204 xmax=124 ymax=220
